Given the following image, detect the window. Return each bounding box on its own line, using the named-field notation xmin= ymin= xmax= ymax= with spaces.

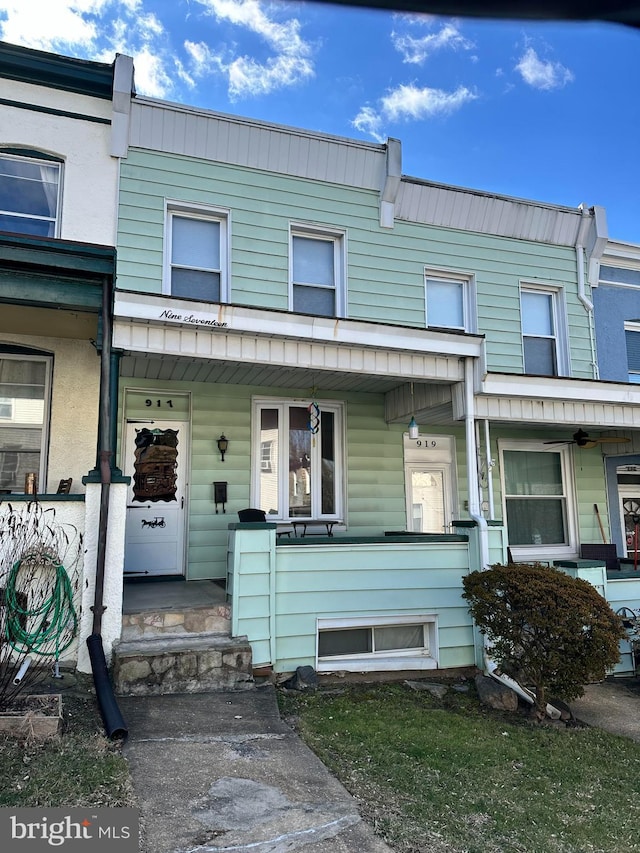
xmin=253 ymin=399 xmax=343 ymax=521
xmin=165 ymin=204 xmax=228 ymax=302
xmin=500 ymin=441 xmax=576 ymax=559
xmin=0 ymin=151 xmax=61 ymax=237
xmin=425 ymin=270 xmax=475 ymax=331
xmin=624 ymin=327 xmax=640 ymax=383
xmin=317 ymin=615 xmax=438 ymax=672
xmin=0 ymin=353 xmax=51 ymax=493
xmin=290 ymin=226 xmax=345 ymax=317
xmin=521 ymin=286 xmax=567 ymax=376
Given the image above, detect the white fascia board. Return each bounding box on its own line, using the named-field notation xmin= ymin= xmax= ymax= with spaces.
xmin=113 ymin=291 xmax=484 ymax=359
xmin=480 ymin=372 xmax=640 ymax=406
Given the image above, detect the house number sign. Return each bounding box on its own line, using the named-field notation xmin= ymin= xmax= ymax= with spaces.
xmin=145 ymin=399 xmax=174 ymax=409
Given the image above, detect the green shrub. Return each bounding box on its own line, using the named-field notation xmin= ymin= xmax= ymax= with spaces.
xmin=462 ymin=562 xmax=626 ymax=718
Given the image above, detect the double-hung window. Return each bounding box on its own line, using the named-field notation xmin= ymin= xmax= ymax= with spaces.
xmin=165 ymin=203 xmax=229 ymax=302
xmin=290 ymin=225 xmax=345 ymax=317
xmin=253 ymin=398 xmax=343 ymax=521
xmin=520 ymin=286 xmax=568 ymax=376
xmin=425 ymin=269 xmax=476 ymax=332
xmin=500 ymin=441 xmax=576 ymax=559
xmin=625 ymin=326 xmax=640 ymax=383
xmin=0 ymin=352 xmax=51 ymax=493
xmin=0 ymin=150 xmax=61 ymax=237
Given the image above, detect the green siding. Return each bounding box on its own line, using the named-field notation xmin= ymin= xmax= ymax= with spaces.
xmin=121 ymin=378 xmax=472 ymax=580
xmin=117 ymin=148 xmax=595 ymax=380
xmin=226 ymin=529 xmax=479 ymax=673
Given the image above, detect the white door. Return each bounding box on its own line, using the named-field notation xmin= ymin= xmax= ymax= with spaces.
xmin=124 ymin=421 xmax=188 ymax=577
xmin=405 ymin=464 xmax=452 ymax=533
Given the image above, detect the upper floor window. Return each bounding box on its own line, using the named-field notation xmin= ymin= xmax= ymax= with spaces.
xmin=164 ymin=203 xmax=229 ymax=302
xmin=253 ymin=398 xmax=343 ymax=521
xmin=0 ymin=351 xmax=51 ymax=493
xmin=625 ymin=327 xmax=640 ymax=383
xmin=290 ymin=225 xmax=345 ymax=317
xmin=520 ymin=285 xmax=568 ymax=376
xmin=0 ymin=151 xmax=61 ymax=238
xmin=425 ymin=269 xmax=476 ymax=332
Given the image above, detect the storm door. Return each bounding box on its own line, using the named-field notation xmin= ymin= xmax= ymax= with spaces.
xmin=124 ymin=421 xmax=188 ymax=577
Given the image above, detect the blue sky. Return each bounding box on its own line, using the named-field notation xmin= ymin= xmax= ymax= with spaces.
xmin=1 ymin=0 xmax=639 ymax=243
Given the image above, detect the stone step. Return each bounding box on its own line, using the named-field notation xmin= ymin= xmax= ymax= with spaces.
xmin=113 ymin=632 xmax=253 ymax=696
xmin=121 ymin=603 xmax=231 ymax=641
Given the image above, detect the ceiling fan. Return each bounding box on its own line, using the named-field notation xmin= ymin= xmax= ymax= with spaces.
xmin=544 ymin=429 xmax=631 ymax=449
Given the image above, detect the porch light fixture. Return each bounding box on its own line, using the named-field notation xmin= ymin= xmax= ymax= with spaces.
xmin=408 ymin=382 xmax=419 ymax=439
xmin=217 ymin=433 xmax=229 ymax=462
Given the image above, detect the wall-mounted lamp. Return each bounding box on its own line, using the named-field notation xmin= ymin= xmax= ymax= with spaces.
xmin=217 ymin=433 xmax=229 ymax=462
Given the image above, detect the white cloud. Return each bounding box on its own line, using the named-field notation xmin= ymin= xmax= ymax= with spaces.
xmin=352 ymin=106 xmax=385 ymax=143
xmin=0 ymin=0 xmax=109 ymax=52
xmin=382 ymin=83 xmax=477 ymax=120
xmin=515 ymin=46 xmax=574 ymax=90
xmin=391 ymin=21 xmax=473 ymax=65
xmin=352 ymin=82 xmax=476 ymax=141
xmin=192 ymin=0 xmax=314 ymax=98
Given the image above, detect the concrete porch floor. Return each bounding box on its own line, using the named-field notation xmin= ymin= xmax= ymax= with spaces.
xmin=122 ymin=579 xmax=227 ymax=613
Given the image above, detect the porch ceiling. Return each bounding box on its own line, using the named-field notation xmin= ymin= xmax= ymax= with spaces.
xmin=119 ymin=352 xmax=405 ymax=393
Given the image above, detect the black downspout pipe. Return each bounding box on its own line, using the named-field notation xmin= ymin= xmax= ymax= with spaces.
xmin=87 ymin=271 xmax=127 ymax=740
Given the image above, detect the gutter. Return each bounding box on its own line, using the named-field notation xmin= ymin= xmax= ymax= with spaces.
xmin=86 ymin=271 xmax=127 ymax=740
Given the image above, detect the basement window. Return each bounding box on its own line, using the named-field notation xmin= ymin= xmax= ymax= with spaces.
xmin=316 ymin=615 xmax=438 ymax=673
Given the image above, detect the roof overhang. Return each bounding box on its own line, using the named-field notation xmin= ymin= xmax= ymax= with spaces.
xmin=474 ymin=372 xmax=640 ymax=429
xmin=113 ymin=291 xmax=485 ymax=391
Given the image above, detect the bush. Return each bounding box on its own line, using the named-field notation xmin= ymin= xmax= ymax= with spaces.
xmin=462 ymin=562 xmax=626 ymax=718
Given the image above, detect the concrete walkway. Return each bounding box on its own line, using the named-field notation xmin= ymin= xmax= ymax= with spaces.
xmin=119 ymin=685 xmax=393 ymax=853
xmin=570 ymin=677 xmax=640 ymax=741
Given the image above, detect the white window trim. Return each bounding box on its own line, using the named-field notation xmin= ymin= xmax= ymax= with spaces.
xmin=499 ymin=439 xmax=578 ymax=562
xmin=0 ymin=352 xmax=52 ymax=492
xmin=251 ymin=396 xmax=345 ymax=522
xmin=624 ymin=322 xmax=640 ymax=383
xmin=0 ymin=151 xmax=62 ymax=238
xmin=163 ymin=200 xmax=230 ymax=302
xmin=316 ymin=614 xmax=439 ymax=673
xmin=289 ymin=222 xmax=347 ymax=318
xmin=519 ymin=282 xmax=570 ymax=376
xmin=424 ymin=267 xmax=477 ymax=333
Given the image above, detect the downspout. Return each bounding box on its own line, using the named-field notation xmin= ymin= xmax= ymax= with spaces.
xmin=86 ymin=271 xmax=127 ymax=740
xmin=463 ymin=357 xmax=489 ymax=571
xmin=464 ymin=360 xmax=561 ymax=718
xmin=576 ymin=204 xmax=607 ymax=380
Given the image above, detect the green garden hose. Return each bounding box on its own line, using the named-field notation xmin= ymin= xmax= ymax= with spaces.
xmin=5 ymin=555 xmax=78 ymax=659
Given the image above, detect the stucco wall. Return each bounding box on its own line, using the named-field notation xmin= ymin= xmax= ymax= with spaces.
xmin=1 ymin=79 xmax=118 ymax=245
xmin=0 ymin=332 xmax=100 ymax=493
xmin=593 ymin=284 xmax=640 ymax=382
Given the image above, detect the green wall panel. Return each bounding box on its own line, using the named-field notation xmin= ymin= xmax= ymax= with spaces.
xmin=117 ymin=148 xmax=595 ymax=381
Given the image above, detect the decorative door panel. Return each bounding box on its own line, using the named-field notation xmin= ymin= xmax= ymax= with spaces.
xmin=124 ymin=421 xmax=188 ymax=577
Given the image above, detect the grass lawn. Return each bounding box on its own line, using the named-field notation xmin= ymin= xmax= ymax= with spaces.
xmin=278 ymin=678 xmax=640 ymax=853
xmin=0 ymin=674 xmax=133 ymax=808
